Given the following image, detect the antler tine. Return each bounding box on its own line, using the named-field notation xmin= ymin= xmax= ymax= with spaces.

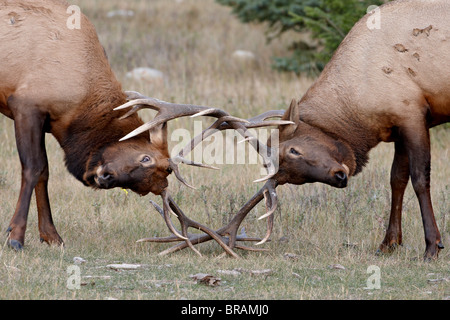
xmin=168 ymin=159 xmax=197 ymax=190
xmin=256 ymin=180 xmax=278 ymax=245
xmin=168 ymin=156 xmax=219 ymax=190
xmin=160 ymin=190 xmax=188 ymax=241
xmin=125 ymin=90 xmax=147 ymax=101
xmin=217 ymin=110 xmax=294 ymax=130
xmin=258 ymin=183 xmax=278 ymax=221
xmin=115 ymin=91 xmax=250 ymax=141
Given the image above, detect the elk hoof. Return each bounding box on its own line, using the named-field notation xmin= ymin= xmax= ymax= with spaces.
xmin=8 ymin=239 xmax=24 ymax=251
xmin=376 ymin=242 xmax=401 ymax=255
xmin=422 ymin=242 xmax=443 ymax=261
xmin=39 ymin=233 xmax=64 ymax=247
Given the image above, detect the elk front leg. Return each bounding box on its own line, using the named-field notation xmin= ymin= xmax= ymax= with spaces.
xmin=379 ymin=141 xmax=409 ymax=253
xmin=7 ymin=104 xmax=61 ymax=249
xmin=402 ymin=122 xmax=443 ymax=260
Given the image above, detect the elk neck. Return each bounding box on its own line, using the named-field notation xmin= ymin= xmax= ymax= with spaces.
xmin=57 ymin=81 xmax=147 ymax=186
xmin=296 ymin=76 xmax=381 ymax=176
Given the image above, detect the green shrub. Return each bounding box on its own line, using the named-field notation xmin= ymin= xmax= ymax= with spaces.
xmin=217 ymin=0 xmax=387 ymax=75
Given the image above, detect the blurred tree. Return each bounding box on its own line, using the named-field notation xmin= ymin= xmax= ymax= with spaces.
xmin=217 ymin=0 xmax=388 ymax=75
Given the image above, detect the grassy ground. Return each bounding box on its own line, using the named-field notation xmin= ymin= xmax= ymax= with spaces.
xmin=0 ymin=0 xmax=448 ymax=300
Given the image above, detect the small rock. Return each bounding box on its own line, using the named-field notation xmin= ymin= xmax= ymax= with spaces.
xmin=73 ymin=257 xmax=86 ymax=264
xmin=232 ymin=50 xmax=256 ymax=61
xmin=249 ymin=269 xmax=273 ymax=276
xmin=126 ymin=67 xmax=164 ymax=84
xmin=107 ymin=263 xmax=142 ymax=271
xmin=328 ymin=264 xmax=346 ymax=270
xmin=427 ymin=278 xmax=449 ymax=283
xmin=217 ymin=269 xmax=241 ymax=276
xmin=106 ymin=10 xmax=135 ymax=18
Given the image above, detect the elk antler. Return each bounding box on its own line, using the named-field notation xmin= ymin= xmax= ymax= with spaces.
xmin=139 ymin=179 xmax=279 ymax=256
xmin=115 ymin=91 xmax=248 ymax=189
xmin=117 ymin=92 xmax=289 ymax=257
xmin=127 ymin=100 xmax=289 ymax=257
xmin=116 ymin=91 xmax=249 ymax=141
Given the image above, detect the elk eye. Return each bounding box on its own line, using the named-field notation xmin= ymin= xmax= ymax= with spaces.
xmin=141 ymin=156 xmax=151 ymax=163
xmin=290 ymin=148 xmax=302 ymax=156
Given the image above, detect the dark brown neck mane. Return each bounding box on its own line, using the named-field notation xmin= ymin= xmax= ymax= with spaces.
xmin=58 ymin=88 xmax=146 ymax=185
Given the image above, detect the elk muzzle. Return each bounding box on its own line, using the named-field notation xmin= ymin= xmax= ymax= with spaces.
xmin=95 ymin=165 xmax=116 ymax=189
xmin=329 ymin=163 xmax=349 ymax=188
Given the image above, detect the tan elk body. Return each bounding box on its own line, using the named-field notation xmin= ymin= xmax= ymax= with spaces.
xmin=0 ymin=0 xmax=277 ymax=253
xmin=0 ymin=0 xmax=174 ymax=249
xmin=120 ymin=0 xmax=450 ymax=259
xmin=272 ymin=0 xmax=450 ymax=259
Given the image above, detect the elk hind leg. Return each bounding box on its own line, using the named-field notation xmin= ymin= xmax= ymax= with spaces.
xmin=34 ymin=134 xmax=63 ymax=246
xmin=402 ymin=122 xmax=443 ymax=260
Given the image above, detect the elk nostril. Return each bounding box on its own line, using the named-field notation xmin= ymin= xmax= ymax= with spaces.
xmin=100 ymin=173 xmax=112 ymax=181
xmin=335 ymin=170 xmax=347 ymax=182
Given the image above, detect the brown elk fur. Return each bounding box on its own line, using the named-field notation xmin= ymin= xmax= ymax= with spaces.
xmin=0 ymin=0 xmax=171 ymax=249
xmin=273 ymin=0 xmax=449 ymax=259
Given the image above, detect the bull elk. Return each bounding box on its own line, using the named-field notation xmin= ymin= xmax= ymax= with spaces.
xmin=0 ymin=0 xmax=290 ymax=252
xmin=143 ymin=0 xmax=449 ymax=260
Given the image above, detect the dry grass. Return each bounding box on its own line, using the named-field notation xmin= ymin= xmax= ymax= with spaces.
xmin=0 ymin=0 xmax=448 ymax=300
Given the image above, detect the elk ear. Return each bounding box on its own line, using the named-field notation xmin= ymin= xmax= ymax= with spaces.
xmin=268 ymin=99 xmax=299 ymax=148
xmin=279 ymin=99 xmax=299 ymax=139
xmin=282 ymin=99 xmax=299 ymax=122
xmin=149 ymin=122 xmax=168 ymax=153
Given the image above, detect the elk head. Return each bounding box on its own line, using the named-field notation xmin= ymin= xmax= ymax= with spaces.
xmin=272 ymin=100 xmax=356 ymax=188
xmin=84 ymin=123 xmax=171 ymax=196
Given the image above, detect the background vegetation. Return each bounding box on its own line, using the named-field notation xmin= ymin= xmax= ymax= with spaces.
xmin=0 ymin=0 xmax=448 ymax=300
xmin=216 ymin=0 xmax=387 ymax=75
